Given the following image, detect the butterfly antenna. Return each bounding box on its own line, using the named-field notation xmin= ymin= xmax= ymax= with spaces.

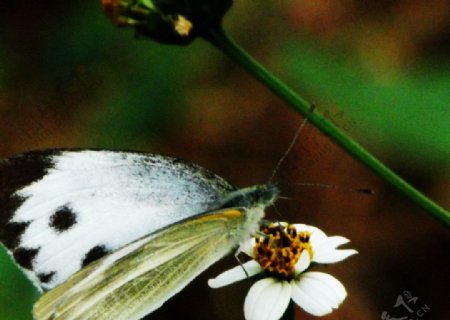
xmin=268 ymin=104 xmax=316 ymax=183
xmin=291 ymin=182 xmax=374 ymax=195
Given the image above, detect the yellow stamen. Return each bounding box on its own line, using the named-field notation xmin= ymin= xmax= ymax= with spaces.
xmin=253 ymin=223 xmax=313 ymax=279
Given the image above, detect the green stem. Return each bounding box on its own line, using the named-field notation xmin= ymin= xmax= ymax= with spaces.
xmin=203 ymin=28 xmax=450 ymax=227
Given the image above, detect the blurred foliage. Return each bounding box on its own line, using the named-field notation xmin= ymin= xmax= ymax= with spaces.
xmin=0 ymin=258 xmax=39 ymax=320
xmin=281 ymin=38 xmax=450 ymax=166
xmin=0 ymin=0 xmax=449 ymax=319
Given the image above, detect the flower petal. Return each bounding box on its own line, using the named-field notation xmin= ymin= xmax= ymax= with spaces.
xmin=208 ymin=260 xmax=262 ymax=288
xmin=293 ymin=224 xmax=326 ymax=236
xmin=318 ymin=236 xmax=351 ymax=248
xmin=294 ymin=249 xmax=311 ymax=274
xmin=291 ymin=272 xmax=347 ymax=316
xmin=239 ymin=238 xmax=256 ymax=257
xmin=244 ymin=278 xmax=292 ymax=320
xmin=293 ymin=224 xmax=327 ymax=243
xmin=313 ymin=236 xmax=358 ymax=264
xmin=314 ymin=249 xmax=358 ymax=264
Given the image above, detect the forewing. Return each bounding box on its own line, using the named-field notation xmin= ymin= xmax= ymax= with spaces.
xmin=33 ymin=209 xmax=247 ymax=320
xmin=0 ymin=149 xmax=235 ymax=290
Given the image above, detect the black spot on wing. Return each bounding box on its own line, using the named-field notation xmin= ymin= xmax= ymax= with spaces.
xmin=13 ymin=247 xmax=39 ymax=270
xmin=82 ymin=245 xmax=109 ymax=267
xmin=37 ymin=271 xmax=55 ymax=284
xmin=0 ymin=221 xmax=30 ymax=249
xmin=0 ymin=194 xmax=28 ymax=250
xmin=0 ymin=149 xmax=59 ymax=197
xmin=0 ymin=150 xmax=61 ymax=247
xmin=49 ymin=206 xmax=77 ymax=232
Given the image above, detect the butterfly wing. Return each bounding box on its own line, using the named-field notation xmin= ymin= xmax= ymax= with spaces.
xmin=0 ymin=149 xmax=235 ymax=290
xmin=33 ymin=208 xmax=248 ymax=320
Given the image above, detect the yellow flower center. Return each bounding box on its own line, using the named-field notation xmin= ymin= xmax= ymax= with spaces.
xmin=173 ymin=15 xmax=193 ymax=36
xmin=254 ymin=223 xmax=313 ymax=279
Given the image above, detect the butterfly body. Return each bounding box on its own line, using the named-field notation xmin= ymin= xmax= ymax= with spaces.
xmin=0 ymin=149 xmax=279 ymax=319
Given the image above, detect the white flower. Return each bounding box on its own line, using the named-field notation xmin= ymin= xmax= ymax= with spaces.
xmin=208 ymin=223 xmax=357 ymax=320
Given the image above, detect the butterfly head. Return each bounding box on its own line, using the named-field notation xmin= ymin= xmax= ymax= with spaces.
xmin=251 ymin=183 xmax=279 ymax=206
xmin=217 ymin=183 xmax=279 ymax=210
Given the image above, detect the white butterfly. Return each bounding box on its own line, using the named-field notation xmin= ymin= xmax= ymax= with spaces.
xmin=0 ymin=149 xmax=279 ymax=319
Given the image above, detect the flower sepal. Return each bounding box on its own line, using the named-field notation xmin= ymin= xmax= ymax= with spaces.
xmin=101 ymin=0 xmax=232 ymax=45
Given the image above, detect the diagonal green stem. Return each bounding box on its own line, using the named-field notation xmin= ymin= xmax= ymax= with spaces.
xmin=203 ymin=27 xmax=450 ymax=227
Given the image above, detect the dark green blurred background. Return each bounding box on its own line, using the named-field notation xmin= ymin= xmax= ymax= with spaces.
xmin=0 ymin=1 xmax=449 ymax=319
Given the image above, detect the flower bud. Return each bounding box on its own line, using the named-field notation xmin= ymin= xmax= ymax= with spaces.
xmin=101 ymin=0 xmax=232 ymax=45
